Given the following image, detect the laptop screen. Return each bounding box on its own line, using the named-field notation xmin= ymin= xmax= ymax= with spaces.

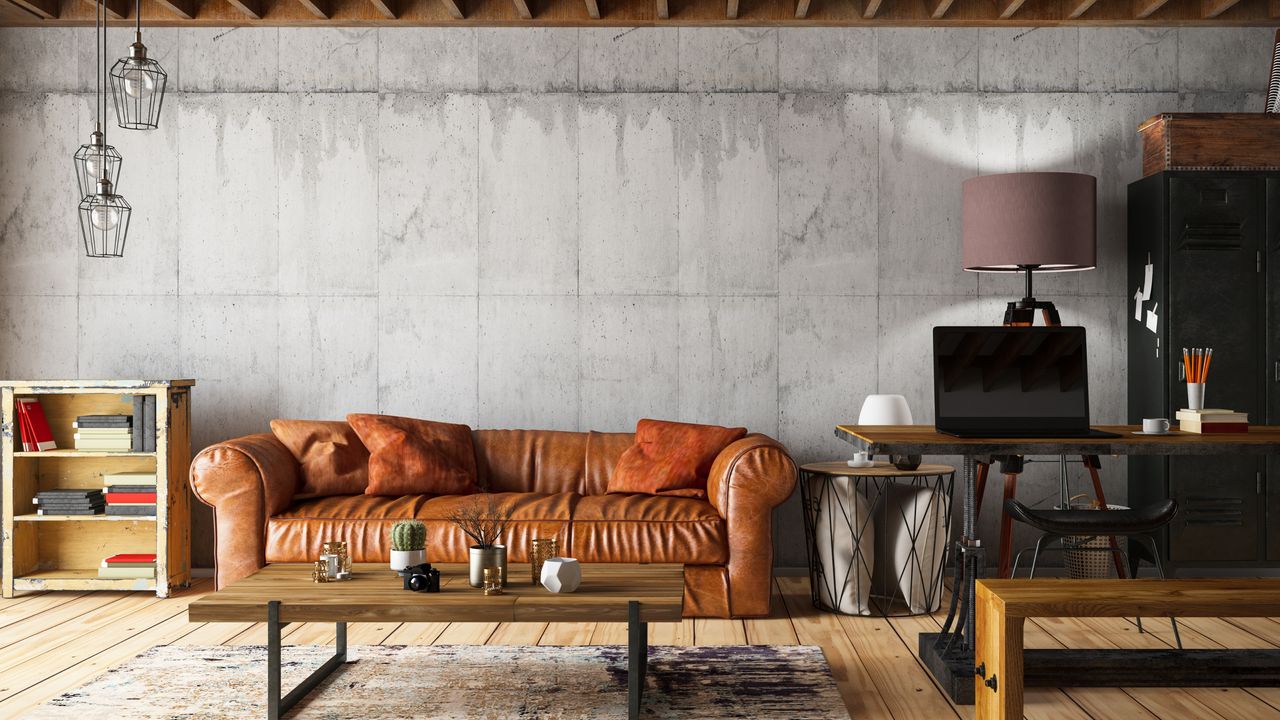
xmin=933 ymin=326 xmax=1091 ymax=434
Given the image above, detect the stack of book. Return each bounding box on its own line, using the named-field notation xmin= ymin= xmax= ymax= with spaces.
xmin=1176 ymin=408 xmax=1249 ymax=434
xmin=104 ymin=474 xmax=157 ymax=516
xmin=99 ymin=553 xmax=156 ymax=580
xmin=34 ymin=489 xmax=105 ymax=516
xmin=74 ymin=415 xmax=132 ymax=452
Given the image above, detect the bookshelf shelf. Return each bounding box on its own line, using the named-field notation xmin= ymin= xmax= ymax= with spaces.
xmin=15 ymin=450 xmax=157 ymax=458
xmin=14 ymin=514 xmax=159 ymax=522
xmin=2 ymin=380 xmax=194 ymax=598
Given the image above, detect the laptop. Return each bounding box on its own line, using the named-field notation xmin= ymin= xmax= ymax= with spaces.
xmin=932 ymin=326 xmax=1119 ymax=439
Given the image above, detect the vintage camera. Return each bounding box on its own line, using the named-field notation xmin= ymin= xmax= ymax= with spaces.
xmin=402 ymin=562 xmax=440 ymax=593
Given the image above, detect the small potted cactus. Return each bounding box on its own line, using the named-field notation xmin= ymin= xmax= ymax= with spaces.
xmin=389 ymin=520 xmax=427 ymax=575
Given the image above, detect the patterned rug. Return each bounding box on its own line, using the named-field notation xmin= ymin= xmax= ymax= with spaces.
xmin=31 ymin=644 xmax=849 ymax=719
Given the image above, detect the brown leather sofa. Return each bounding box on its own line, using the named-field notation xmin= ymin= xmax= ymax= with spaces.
xmin=190 ymin=428 xmax=797 ymax=618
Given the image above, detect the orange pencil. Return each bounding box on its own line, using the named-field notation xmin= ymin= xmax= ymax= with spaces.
xmin=1202 ymin=349 xmax=1212 ymax=382
xmin=1183 ymin=348 xmax=1191 ymax=382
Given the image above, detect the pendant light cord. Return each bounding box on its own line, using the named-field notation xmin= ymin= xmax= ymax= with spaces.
xmin=135 ymin=0 xmax=141 ymax=37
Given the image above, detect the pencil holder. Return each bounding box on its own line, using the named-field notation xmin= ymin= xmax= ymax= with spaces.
xmin=1187 ymin=382 xmax=1205 ymax=411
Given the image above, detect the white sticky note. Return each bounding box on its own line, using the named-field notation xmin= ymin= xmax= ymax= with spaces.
xmin=1145 ymin=303 xmax=1159 ymax=334
xmin=1141 ymin=255 xmax=1153 ymax=301
xmin=1133 ymin=287 xmax=1144 ymax=321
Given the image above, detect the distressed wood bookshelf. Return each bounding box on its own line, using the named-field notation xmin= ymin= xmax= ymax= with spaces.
xmin=1 ymin=380 xmax=194 ymax=598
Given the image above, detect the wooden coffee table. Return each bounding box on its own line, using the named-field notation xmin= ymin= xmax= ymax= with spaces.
xmin=188 ymin=562 xmax=685 ymax=720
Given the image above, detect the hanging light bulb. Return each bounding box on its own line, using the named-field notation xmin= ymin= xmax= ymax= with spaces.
xmin=110 ymin=0 xmax=167 ymax=131
xmin=73 ymin=128 xmax=122 ymax=198
xmin=79 ymin=178 xmax=131 ymax=258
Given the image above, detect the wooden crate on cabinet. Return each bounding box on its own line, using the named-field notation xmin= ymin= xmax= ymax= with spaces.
xmin=1 ymin=380 xmax=194 ymax=597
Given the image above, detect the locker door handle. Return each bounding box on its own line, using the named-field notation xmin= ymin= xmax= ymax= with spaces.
xmin=1180 ymin=361 xmax=1186 ymax=382
xmin=1274 ymin=360 xmax=1279 ymax=382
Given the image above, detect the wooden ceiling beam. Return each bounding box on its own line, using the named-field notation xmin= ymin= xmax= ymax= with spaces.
xmin=863 ymin=0 xmax=883 ymax=17
xmin=82 ymin=0 xmax=127 ymax=19
xmin=726 ymin=0 xmax=736 ymax=17
xmin=583 ymin=0 xmax=598 ymax=16
xmin=296 ymin=0 xmax=328 ymax=15
xmin=154 ymin=0 xmax=196 ymax=18
xmin=511 ymin=0 xmax=531 ymax=17
xmin=794 ymin=0 xmax=809 ymax=16
xmin=1134 ymin=0 xmax=1172 ymax=17
xmin=8 ymin=0 xmax=58 ymax=18
xmin=1201 ymin=0 xmax=1241 ymax=15
xmin=369 ymin=0 xmax=396 ymax=16
xmin=224 ymin=0 xmax=260 ymax=17
xmin=995 ymin=0 xmax=1027 ymax=17
xmin=927 ymin=0 xmax=957 ymax=17
xmin=1067 ymin=0 xmax=1099 ymax=17
xmin=438 ymin=0 xmax=463 ymax=17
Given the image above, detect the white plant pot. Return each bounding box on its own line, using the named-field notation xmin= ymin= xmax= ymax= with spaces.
xmin=539 ymin=557 xmax=582 ymax=593
xmin=390 ymin=548 xmax=426 ymax=575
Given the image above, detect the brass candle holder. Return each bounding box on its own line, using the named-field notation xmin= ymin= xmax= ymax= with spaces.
xmin=530 ymin=537 xmax=558 ymax=585
xmin=483 ymin=566 xmax=504 ymax=596
xmin=312 ymin=559 xmax=331 ymax=583
xmin=323 ymin=540 xmax=351 ymax=576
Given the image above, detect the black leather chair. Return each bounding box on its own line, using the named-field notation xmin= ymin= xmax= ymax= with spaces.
xmin=1004 ymin=498 xmax=1182 ymax=649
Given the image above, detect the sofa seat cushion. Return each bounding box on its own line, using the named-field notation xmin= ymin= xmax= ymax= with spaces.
xmin=266 ymin=492 xmax=576 ymax=564
xmin=570 ymin=493 xmax=728 ymax=565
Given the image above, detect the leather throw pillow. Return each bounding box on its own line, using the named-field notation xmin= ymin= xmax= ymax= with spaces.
xmin=270 ymin=419 xmax=371 ymax=498
xmin=347 ymin=413 xmax=480 ymax=496
xmin=608 ymin=419 xmax=748 ymax=499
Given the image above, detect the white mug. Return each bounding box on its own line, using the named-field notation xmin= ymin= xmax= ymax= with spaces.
xmin=1143 ymin=418 xmax=1170 ymax=434
xmin=847 ymin=452 xmax=873 ymax=468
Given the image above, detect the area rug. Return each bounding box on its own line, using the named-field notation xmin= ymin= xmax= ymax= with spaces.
xmin=30 ymin=644 xmax=849 ymax=719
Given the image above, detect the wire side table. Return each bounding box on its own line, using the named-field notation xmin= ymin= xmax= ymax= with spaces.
xmin=799 ymin=461 xmax=955 ymax=617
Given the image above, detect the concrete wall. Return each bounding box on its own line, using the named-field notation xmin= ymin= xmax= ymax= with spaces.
xmin=0 ymin=26 xmax=1271 ymax=569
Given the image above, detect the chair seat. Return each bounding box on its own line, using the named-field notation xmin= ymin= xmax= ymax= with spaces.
xmin=1003 ymin=498 xmax=1178 ymax=536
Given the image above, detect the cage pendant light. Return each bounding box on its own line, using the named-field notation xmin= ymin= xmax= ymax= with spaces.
xmin=73 ymin=0 xmax=121 ymax=198
xmin=80 ymin=0 xmax=131 ymax=258
xmin=110 ymin=0 xmax=167 ymax=131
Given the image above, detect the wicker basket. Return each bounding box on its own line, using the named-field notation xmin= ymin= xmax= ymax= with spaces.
xmin=1056 ymin=501 xmax=1128 ymax=580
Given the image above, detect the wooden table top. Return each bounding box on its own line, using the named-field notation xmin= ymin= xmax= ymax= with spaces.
xmin=800 ymin=460 xmax=955 ymax=477
xmin=835 ymin=424 xmax=1280 ymax=456
xmin=976 ymin=578 xmax=1280 ymax=618
xmin=188 ymin=563 xmax=685 ymax=624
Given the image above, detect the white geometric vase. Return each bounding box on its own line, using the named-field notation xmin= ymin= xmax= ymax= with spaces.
xmin=540 ymin=557 xmax=582 ymax=593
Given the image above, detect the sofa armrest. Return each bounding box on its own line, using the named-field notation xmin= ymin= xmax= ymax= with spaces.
xmin=189 ymin=433 xmax=300 ymax=589
xmin=705 ymin=434 xmax=797 ymax=617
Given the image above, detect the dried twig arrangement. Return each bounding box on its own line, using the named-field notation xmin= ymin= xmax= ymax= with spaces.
xmin=447 ymin=495 xmax=515 ymax=549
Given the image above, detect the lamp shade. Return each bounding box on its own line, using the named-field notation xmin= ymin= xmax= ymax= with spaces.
xmin=962 ymin=172 xmax=1096 ymax=273
xmin=858 ymin=394 xmax=913 ymax=425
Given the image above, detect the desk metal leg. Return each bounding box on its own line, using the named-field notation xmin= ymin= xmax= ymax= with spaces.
xmin=266 ymin=600 xmax=348 ymax=720
xmin=628 ymin=600 xmax=648 ymax=720
xmin=920 ymin=454 xmax=985 ymax=704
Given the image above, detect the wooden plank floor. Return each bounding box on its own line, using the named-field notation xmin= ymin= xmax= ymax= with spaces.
xmin=2 ymin=577 xmax=1279 ymax=718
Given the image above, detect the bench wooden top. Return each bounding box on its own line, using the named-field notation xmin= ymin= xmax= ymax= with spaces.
xmin=836 ymin=424 xmax=1280 ymax=456
xmin=189 ymin=563 xmax=685 ymax=624
xmin=976 ymin=578 xmax=1280 ymax=618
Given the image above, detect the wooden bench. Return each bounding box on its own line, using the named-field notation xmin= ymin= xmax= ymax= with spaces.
xmin=975 ymin=578 xmax=1280 ymax=720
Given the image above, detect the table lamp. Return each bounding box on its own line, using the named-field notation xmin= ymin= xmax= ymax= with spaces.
xmin=856 ymin=394 xmax=920 ymax=471
xmin=962 ymin=172 xmax=1096 ymax=327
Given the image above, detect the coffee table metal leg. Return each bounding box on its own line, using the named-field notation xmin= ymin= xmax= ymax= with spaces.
xmin=628 ymin=600 xmax=648 ymax=720
xmin=266 ymin=600 xmax=348 ymax=720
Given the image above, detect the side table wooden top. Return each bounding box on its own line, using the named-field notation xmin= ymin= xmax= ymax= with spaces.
xmin=801 ymin=460 xmax=956 ymax=477
xmin=189 ymin=562 xmax=685 ymax=624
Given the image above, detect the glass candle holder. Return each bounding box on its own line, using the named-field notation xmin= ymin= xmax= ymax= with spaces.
xmin=483 ymin=566 xmax=504 ymax=596
xmin=531 ymin=537 xmax=559 ymax=585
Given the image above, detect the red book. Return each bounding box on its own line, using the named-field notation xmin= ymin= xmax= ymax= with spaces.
xmin=103 ymin=553 xmax=156 ymax=565
xmin=105 ymin=492 xmax=157 ymax=504
xmin=16 ymin=402 xmax=35 ymax=452
xmin=16 ymin=399 xmax=57 ymax=451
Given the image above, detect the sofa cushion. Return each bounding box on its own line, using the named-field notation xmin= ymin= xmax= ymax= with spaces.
xmin=348 ymin=414 xmax=480 ymax=496
xmin=608 ymin=419 xmax=746 ymax=499
xmin=269 ymin=419 xmax=370 ymax=497
xmin=266 ymin=492 xmax=576 ymax=564
xmin=570 ymin=493 xmax=728 ymax=565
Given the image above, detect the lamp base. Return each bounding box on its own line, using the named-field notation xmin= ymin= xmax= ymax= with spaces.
xmin=1003 ymin=298 xmax=1061 ymax=327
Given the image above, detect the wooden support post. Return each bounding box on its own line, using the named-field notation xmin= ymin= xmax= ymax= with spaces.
xmin=584 ymin=0 xmax=600 ymax=17
xmin=995 ymin=0 xmax=1026 ymax=16
xmin=296 ymin=0 xmax=329 ymax=17
xmin=998 ymin=473 xmax=1018 ymax=579
xmin=9 ymin=0 xmax=59 ymax=19
xmin=369 ymin=0 xmax=397 ymax=17
xmin=656 ymin=0 xmax=668 ymax=17
xmin=726 ymin=0 xmax=738 ymax=17
xmin=975 ymin=583 xmax=1023 ymax=720
xmin=1201 ymin=0 xmax=1241 ymax=16
xmin=794 ymin=0 xmax=809 ymax=17
xmin=154 ymin=0 xmax=196 ymax=17
xmin=928 ymin=0 xmax=957 ymax=16
xmin=511 ymin=0 xmax=533 ymax=18
xmin=439 ymin=0 xmax=464 ymax=17
xmin=862 ymin=0 xmax=883 ymax=17
xmin=1066 ymin=0 xmax=1098 ymax=17
xmin=1134 ymin=0 xmax=1172 ymax=17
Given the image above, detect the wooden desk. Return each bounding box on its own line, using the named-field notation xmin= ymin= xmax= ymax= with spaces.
xmin=835 ymin=424 xmax=1280 ymax=704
